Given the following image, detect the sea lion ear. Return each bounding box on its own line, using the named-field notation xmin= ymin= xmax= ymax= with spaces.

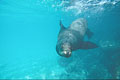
xmin=60 ymin=20 xmax=66 ymax=30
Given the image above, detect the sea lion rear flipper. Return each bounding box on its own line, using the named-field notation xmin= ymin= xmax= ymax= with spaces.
xmin=60 ymin=20 xmax=66 ymax=30
xmin=80 ymin=41 xmax=98 ymax=49
xmin=86 ymin=29 xmax=94 ymax=39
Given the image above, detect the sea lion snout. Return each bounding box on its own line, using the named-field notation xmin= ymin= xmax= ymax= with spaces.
xmin=56 ymin=42 xmax=72 ymax=58
xmin=62 ymin=50 xmax=71 ymax=58
xmin=56 ymin=48 xmax=72 ymax=58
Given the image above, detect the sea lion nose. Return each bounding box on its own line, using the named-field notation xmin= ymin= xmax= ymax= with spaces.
xmin=64 ymin=51 xmax=71 ymax=58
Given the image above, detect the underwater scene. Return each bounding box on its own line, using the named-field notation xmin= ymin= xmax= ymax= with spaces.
xmin=0 ymin=0 xmax=120 ymax=79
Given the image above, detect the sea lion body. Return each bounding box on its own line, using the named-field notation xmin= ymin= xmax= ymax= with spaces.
xmin=56 ymin=18 xmax=98 ymax=58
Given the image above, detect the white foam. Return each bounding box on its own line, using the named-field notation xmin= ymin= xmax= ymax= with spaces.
xmin=56 ymin=0 xmax=120 ymax=16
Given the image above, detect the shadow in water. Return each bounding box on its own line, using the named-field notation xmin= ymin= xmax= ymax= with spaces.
xmin=57 ymin=42 xmax=120 ymax=79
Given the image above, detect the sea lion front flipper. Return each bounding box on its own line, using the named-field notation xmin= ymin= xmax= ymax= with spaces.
xmin=80 ymin=41 xmax=98 ymax=49
xmin=86 ymin=29 xmax=94 ymax=39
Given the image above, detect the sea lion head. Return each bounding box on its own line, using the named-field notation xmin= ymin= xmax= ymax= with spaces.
xmin=56 ymin=42 xmax=72 ymax=58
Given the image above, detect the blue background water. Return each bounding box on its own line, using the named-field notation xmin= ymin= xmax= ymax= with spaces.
xmin=0 ymin=0 xmax=120 ymax=79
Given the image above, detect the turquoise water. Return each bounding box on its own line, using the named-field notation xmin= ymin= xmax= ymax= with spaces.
xmin=0 ymin=0 xmax=120 ymax=79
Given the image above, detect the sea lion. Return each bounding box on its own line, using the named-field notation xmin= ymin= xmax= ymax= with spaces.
xmin=56 ymin=18 xmax=98 ymax=58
